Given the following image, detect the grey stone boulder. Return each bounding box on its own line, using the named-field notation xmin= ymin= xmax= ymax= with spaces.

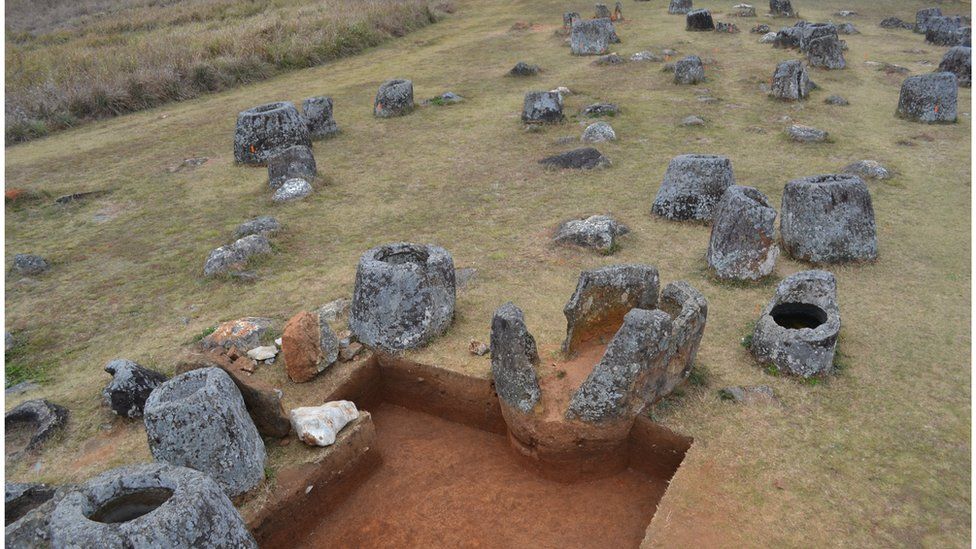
xmin=880 ymin=17 xmax=913 ymax=30
xmin=787 ymin=124 xmax=828 ymax=142
xmin=773 ymin=26 xmax=803 ymax=48
xmin=563 ymin=12 xmax=581 ymax=28
xmin=771 ymin=60 xmax=811 ymax=100
xmin=349 ymin=242 xmax=456 ymax=352
xmin=631 ymin=50 xmax=664 ymax=62
xmin=751 ymin=270 xmax=841 ymax=377
xmin=233 ymin=101 xmax=311 ymax=165
xmin=706 ymin=185 xmax=779 ymax=281
xmin=373 ymin=79 xmax=414 ymax=118
xmin=915 ymin=7 xmax=942 ymax=34
xmin=272 ymin=178 xmax=313 ymax=203
xmin=144 ymin=367 xmax=266 ymax=498
xmin=581 ymin=121 xmax=616 ymax=143
xmin=554 ymin=214 xmax=629 ymax=253
xmin=200 ymin=317 xmax=272 ymax=352
xmin=203 ymin=234 xmax=271 ymax=277
xmin=673 ymin=55 xmax=705 ymax=84
xmin=234 ymin=215 xmax=280 ymax=239
xmin=595 ymin=3 xmax=611 ymax=19
xmin=681 ymin=115 xmax=705 ymax=126
xmin=938 ymin=46 xmax=971 ymax=87
xmin=539 ymin=148 xmax=611 ymax=170
xmin=5 ymin=399 xmax=68 ymax=460
xmin=925 ymin=16 xmax=969 ymax=46
xmin=686 ymin=9 xmax=714 ymax=31
xmin=581 ymin=103 xmax=620 ymax=117
xmin=825 ymin=94 xmax=849 ymax=105
xmin=48 ymin=463 xmax=256 ymax=548
xmin=571 ymin=18 xmax=616 ymax=55
xmin=489 ymin=302 xmax=541 ymax=413
xmin=102 ymin=359 xmax=168 ymax=419
xmin=6 ymin=482 xmax=56 ymax=526
xmin=12 ymin=254 xmax=49 ymax=276
xmin=669 ymin=0 xmax=692 ymax=15
xmin=769 ymin=0 xmax=795 ymax=17
xmin=652 ymin=281 xmax=708 ymax=401
xmin=651 ymin=154 xmax=735 ymax=221
xmin=806 ymin=34 xmax=846 ymax=69
xmin=592 ymin=53 xmax=625 ymax=66
xmin=836 ymin=22 xmax=858 ymax=35
xmin=760 ymin=31 xmax=777 ymax=43
xmin=897 ymin=72 xmax=958 ymax=123
xmin=510 ymin=61 xmax=540 ymax=76
xmin=734 ymin=4 xmax=757 ymax=17
xmin=522 ymin=91 xmax=564 ymax=124
xmin=780 ymin=174 xmax=877 ymax=263
xmin=842 ymin=160 xmax=891 ymax=180
xmin=267 ymin=145 xmax=316 ymax=191
xmin=562 ymin=264 xmax=660 ymax=354
xmin=302 ymin=96 xmax=339 ymax=139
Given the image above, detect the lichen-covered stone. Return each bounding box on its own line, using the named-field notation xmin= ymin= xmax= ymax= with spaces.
xmin=842 ymin=160 xmax=891 ymax=180
xmin=510 ymin=61 xmax=540 ymax=76
xmin=563 ymin=12 xmax=581 ymax=28
xmin=673 ymin=55 xmax=705 ymax=84
xmin=938 ymin=46 xmax=971 ymax=87
xmin=234 ymin=216 xmax=280 ymax=239
xmin=5 ymin=399 xmax=68 ymax=459
xmin=772 ymin=26 xmax=803 ymax=48
xmin=490 ymin=302 xmax=541 ymax=413
xmin=203 ymin=235 xmax=272 ymax=277
xmin=233 ymin=102 xmax=310 ymax=165
xmin=144 ymin=368 xmax=265 ymax=498
xmin=581 ymin=121 xmax=617 ymax=143
xmin=707 ymin=185 xmax=779 ymax=280
xmin=897 ymin=72 xmax=958 ymax=123
xmin=302 ymin=96 xmax=339 ymax=139
xmin=734 ymin=4 xmax=756 ymax=17
xmin=571 ymin=18 xmax=616 ymax=55
xmin=825 ymin=94 xmax=849 ymax=105
xmin=272 ymin=178 xmax=313 ymax=203
xmin=6 ymin=482 xmax=56 ymax=526
xmin=102 ymin=359 xmax=167 ymax=419
xmin=373 ymin=79 xmax=414 ymax=118
xmin=915 ymin=7 xmax=943 ymax=34
xmin=668 ymin=0 xmax=692 ymax=15
xmin=769 ymin=0 xmax=795 ymax=17
xmin=581 ymin=103 xmax=620 ymax=117
xmin=806 ymin=32 xmax=846 ymax=69
xmin=592 ymin=53 xmax=625 ymax=66
xmin=522 ymin=91 xmax=564 ymax=124
xmin=562 ymin=264 xmax=660 ymax=354
xmin=686 ymin=9 xmax=714 ymax=31
xmin=925 ymin=16 xmax=969 ymax=46
xmin=595 ymin=3 xmax=611 ymax=19
xmin=267 ymin=145 xmax=316 ymax=191
xmin=554 ymin=214 xmax=629 ymax=253
xmin=200 ymin=317 xmax=272 ymax=352
xmin=751 ymin=270 xmax=841 ymax=377
xmin=836 ymin=22 xmax=858 ymax=34
xmin=651 ymin=154 xmax=735 ymax=221
xmin=780 ymin=174 xmax=877 ymax=263
xmin=349 ymin=242 xmax=456 ymax=353
xmin=654 ymin=282 xmax=707 ymax=400
xmin=12 ymin=254 xmax=49 ymax=276
xmin=49 ymin=463 xmax=256 ymax=548
xmin=880 ymin=17 xmax=913 ymax=30
xmin=771 ymin=60 xmax=811 ymax=100
xmin=539 ymin=148 xmax=611 ymax=170
xmin=787 ymin=124 xmax=828 ymax=142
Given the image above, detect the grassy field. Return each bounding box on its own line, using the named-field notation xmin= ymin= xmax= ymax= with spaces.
xmin=4 ymin=0 xmax=971 ymax=546
xmin=4 ymin=0 xmax=443 ymax=143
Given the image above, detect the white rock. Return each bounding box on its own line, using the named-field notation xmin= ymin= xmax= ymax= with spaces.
xmin=247 ymin=346 xmax=278 ymax=361
xmin=272 ymin=178 xmax=313 ymax=203
xmin=759 ymin=32 xmax=777 ymax=44
xmin=275 ymin=337 xmax=283 ymax=347
xmin=290 ymin=400 xmax=359 ymax=447
xmin=581 ymin=121 xmax=616 ymax=143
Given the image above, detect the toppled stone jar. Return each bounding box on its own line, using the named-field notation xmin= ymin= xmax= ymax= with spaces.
xmin=522 ymin=91 xmax=565 ymax=124
xmin=49 ymin=463 xmax=256 ymax=548
xmin=234 ymin=102 xmax=311 ymax=165
xmin=780 ymin=174 xmax=878 ymax=263
xmin=651 ymin=154 xmax=736 ymax=221
xmin=374 ymin=79 xmax=415 ymax=118
xmin=349 ymin=242 xmax=456 ymax=353
xmin=102 ymin=359 xmax=168 ymax=419
xmin=5 ymin=399 xmax=68 ymax=459
xmin=571 ymin=18 xmax=616 ymax=55
xmin=706 ymin=185 xmax=779 ymax=281
xmin=751 ymin=270 xmax=841 ymax=377
xmin=897 ymin=72 xmax=959 ymax=123
xmin=143 ymin=367 xmax=266 ymax=498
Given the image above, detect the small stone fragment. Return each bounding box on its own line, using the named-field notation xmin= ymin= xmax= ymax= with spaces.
xmin=581 ymin=121 xmax=616 ymax=143
xmin=200 ymin=317 xmax=272 ymax=352
xmin=554 ymin=214 xmax=629 ymax=254
xmin=719 ymin=385 xmax=776 ymax=404
xmin=631 ymin=51 xmax=663 ymax=62
xmin=581 ymin=103 xmax=620 ymax=117
xmin=272 ymin=178 xmax=313 ymax=203
xmin=203 ymin=235 xmax=272 ymax=277
xmin=825 ymin=95 xmax=849 ymax=106
xmin=234 ymin=216 xmax=281 ymax=239
xmin=510 ymin=61 xmax=540 ymax=76
xmin=787 ymin=124 xmax=828 ymax=143
xmin=246 ymin=346 xmax=278 ymax=361
xmin=680 ymin=115 xmax=705 ymax=126
xmin=469 ymin=340 xmax=490 ymax=356
xmin=290 ymin=401 xmax=359 ymax=447
xmin=102 ymin=359 xmax=168 ymax=418
xmin=374 ymin=79 xmax=414 ymax=118
xmin=539 ymin=148 xmax=611 ymax=170
xmin=842 ymin=160 xmax=891 ymax=180
xmin=12 ymin=254 xmax=49 ymax=276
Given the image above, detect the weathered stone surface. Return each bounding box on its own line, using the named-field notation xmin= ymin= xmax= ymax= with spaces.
xmin=350 ymin=242 xmax=456 ymax=353
xmin=825 ymin=94 xmax=849 ymax=105
xmin=595 ymin=3 xmax=611 ymax=19
xmin=510 ymin=61 xmax=540 ymax=76
xmin=581 ymin=121 xmax=617 ymax=143
xmin=373 ymin=79 xmax=414 ymax=118
xmin=842 ymin=160 xmax=891 ymax=180
xmin=539 ymin=148 xmax=611 ymax=170
xmin=554 ymin=214 xmax=629 ymax=253
xmin=571 ymin=18 xmax=616 ymax=55
xmin=780 ymin=174 xmax=877 ymax=263
xmin=290 ymin=401 xmax=359 ymax=447
xmin=201 ymin=317 xmax=272 ymax=352
xmin=654 ymin=281 xmax=708 ymax=401
xmin=566 ymin=308 xmax=673 ymax=422
xmin=631 ymin=50 xmax=664 ymax=62
xmin=272 ymin=178 xmax=313 ymax=203
xmin=234 ymin=101 xmax=310 ymax=165
xmin=769 ymin=0 xmax=795 ymax=17
xmin=318 ymin=298 xmax=351 ymax=323
xmin=281 ymin=311 xmax=339 ymax=383
xmin=836 ymin=22 xmax=858 ymax=35
xmin=247 ymin=346 xmax=277 ymax=361
xmin=915 ymin=7 xmax=943 ymax=34
xmin=144 ymin=367 xmax=266 ymax=497
xmin=12 ymin=254 xmax=49 ymax=276
xmin=773 ymin=26 xmax=802 ymax=48
xmin=581 ymin=102 xmax=620 ymax=117
xmin=593 ymin=53 xmax=625 ymax=66
xmin=203 ymin=235 xmax=272 ymax=277
xmin=234 ymin=216 xmax=280 ymax=239
xmin=733 ymin=4 xmax=756 ymax=17
xmin=5 ymin=381 xmax=40 ymax=397
xmin=760 ymin=31 xmax=777 ymax=43
xmin=806 ymin=32 xmax=846 ymax=69
xmin=715 ymin=21 xmax=739 ymax=33
xmin=102 ymin=359 xmax=167 ymax=419
xmin=6 ymin=482 xmax=56 ymax=526
xmin=522 ymin=91 xmax=564 ymax=124
xmin=652 ymin=154 xmax=735 ymax=221
xmin=707 ymin=185 xmax=779 ymax=281
xmin=49 ymin=463 xmax=256 ymax=548
xmin=5 ymin=484 xmax=75 ymax=547
xmin=673 ymin=55 xmax=705 ymax=84
xmin=880 ymin=17 xmax=913 ymax=30
xmin=681 ymin=115 xmax=705 ymax=126
xmin=751 ymin=270 xmax=841 ymax=377
xmin=719 ymin=385 xmax=775 ymax=404
xmin=490 ymin=303 xmax=541 ymax=413
xmin=302 ymin=96 xmax=339 ymax=139
xmin=267 ymin=145 xmax=316 ymax=191
xmin=686 ymin=9 xmax=714 ymax=31
xmin=925 ymin=16 xmax=969 ymax=46
xmin=5 ymin=399 xmax=68 ymax=459
xmin=897 ymin=72 xmax=958 ymax=123
xmin=771 ymin=60 xmax=811 ymax=100
xmin=939 ymin=46 xmax=971 ymax=87
xmin=787 ymin=124 xmax=828 ymax=142
xmin=563 ymin=12 xmax=581 ymax=28
xmin=562 ymin=264 xmax=660 ymax=354
xmin=668 ymin=0 xmax=692 ymax=15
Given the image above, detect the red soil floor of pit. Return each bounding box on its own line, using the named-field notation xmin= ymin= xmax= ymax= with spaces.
xmin=294 ymin=403 xmax=669 ymax=548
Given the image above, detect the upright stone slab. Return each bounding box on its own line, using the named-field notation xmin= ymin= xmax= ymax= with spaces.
xmin=49 ymin=463 xmax=257 ymax=548
xmin=915 ymin=7 xmax=943 ymax=34
xmin=522 ymin=91 xmax=564 ymax=124
xmin=769 ymin=0 xmax=795 ymax=17
xmin=939 ymin=46 xmax=972 ymax=87
xmin=490 ymin=302 xmax=541 ymax=413
xmin=651 ymin=154 xmax=736 ymax=221
xmin=267 ymin=145 xmax=316 ymax=191
xmin=571 ymin=18 xmax=616 ymax=55
xmin=302 ymin=96 xmax=339 ymax=139
xmin=102 ymin=359 xmax=168 ymax=419
xmin=281 ymin=310 xmax=339 ymax=383
xmin=669 ymin=0 xmax=692 ymax=14
xmin=234 ymin=102 xmax=311 ymax=165
xmin=651 ymin=281 xmax=708 ymax=401
xmin=897 ymin=72 xmax=958 ymax=123
xmin=780 ymin=174 xmax=877 ymax=263
xmin=143 ymin=367 xmax=266 ymax=498
xmin=349 ymin=242 xmax=456 ymax=352
xmin=373 ymin=79 xmax=414 ymax=118
xmin=771 ymin=60 xmax=811 ymax=100
xmin=686 ymin=9 xmax=714 ymax=31
xmin=706 ymin=185 xmax=779 ymax=280
xmin=673 ymin=55 xmax=706 ymax=84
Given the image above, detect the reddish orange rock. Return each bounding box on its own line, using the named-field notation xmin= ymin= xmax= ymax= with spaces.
xmin=282 ymin=311 xmax=323 ymax=383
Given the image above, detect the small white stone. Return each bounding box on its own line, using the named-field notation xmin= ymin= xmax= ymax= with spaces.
xmin=275 ymin=337 xmax=283 ymax=347
xmin=290 ymin=401 xmax=359 ymax=447
xmin=246 ymin=346 xmax=278 ymax=361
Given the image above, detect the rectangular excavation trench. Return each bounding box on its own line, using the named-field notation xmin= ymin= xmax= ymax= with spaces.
xmin=247 ymin=354 xmax=692 ymax=548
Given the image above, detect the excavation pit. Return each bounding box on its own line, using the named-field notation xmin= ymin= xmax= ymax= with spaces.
xmin=89 ymin=488 xmax=174 ymax=524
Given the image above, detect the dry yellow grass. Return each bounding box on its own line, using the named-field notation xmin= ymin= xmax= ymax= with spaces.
xmin=4 ymin=0 xmax=971 ymax=546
